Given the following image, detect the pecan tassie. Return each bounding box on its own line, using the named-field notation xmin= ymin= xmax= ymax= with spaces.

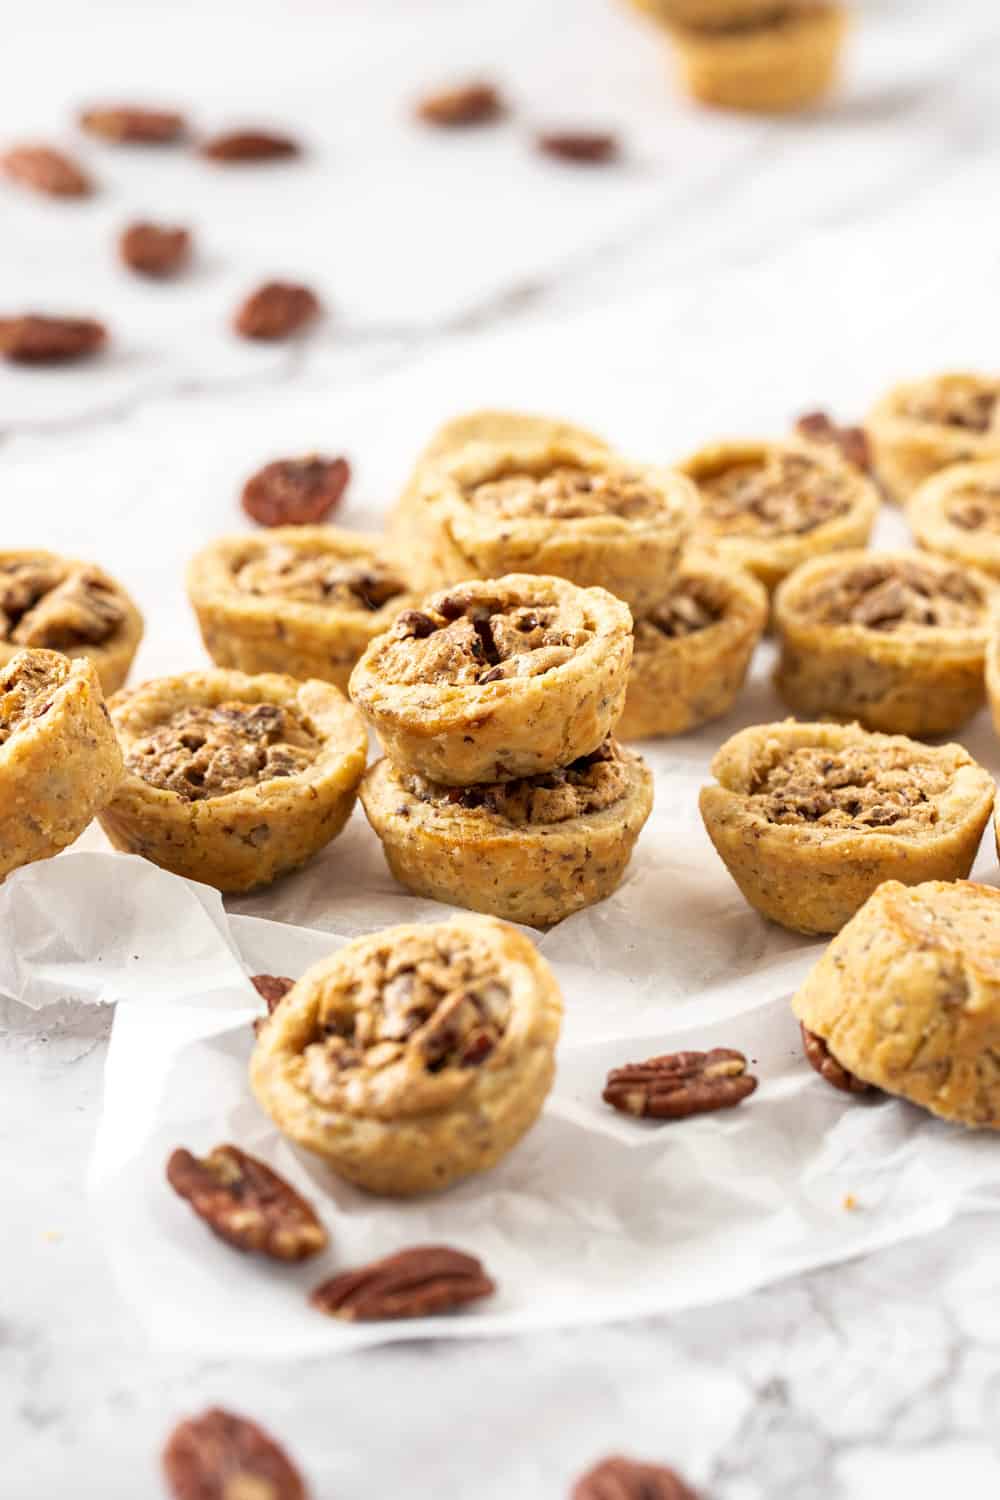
xmin=795 ymin=409 xmax=872 ymax=474
xmin=0 ymin=315 xmax=106 ymax=364
xmin=603 ymin=1048 xmax=757 ymax=1119
xmin=310 ymin=1245 xmax=494 ymax=1321
xmin=234 ymin=282 xmax=321 ymax=341
xmin=200 ymin=129 xmax=300 ymax=162
xmin=79 ymin=105 xmax=185 ymax=143
xmin=166 ymin=1144 xmax=328 ymax=1261
xmin=536 ymin=131 xmax=619 ymax=164
xmin=572 ymin=1455 xmax=700 ymax=1500
xmin=416 ymin=81 xmax=505 ymax=127
xmin=800 ymin=1024 xmax=872 ymax=1095
xmin=2 ymin=143 xmax=91 ymax=196
xmin=163 ymin=1408 xmax=307 ymax=1500
xmin=242 ymin=456 xmax=351 ymax=527
xmin=119 ymin=221 xmax=191 ymax=277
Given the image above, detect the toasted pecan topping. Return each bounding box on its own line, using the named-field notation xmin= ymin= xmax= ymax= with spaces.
xmin=405 ymin=738 xmax=632 ymax=826
xmin=902 ymin=382 xmax=1000 ymax=433
xmin=0 ymin=652 xmax=67 ymax=749
xmin=311 ymin=1245 xmax=494 ymax=1321
xmin=638 ymin=577 xmax=724 ymax=644
xmin=467 ymin=464 xmax=664 ymax=521
xmin=234 ymin=544 xmax=406 ymax=612
xmin=696 ymin=450 xmax=854 ymax=539
xmin=125 ymin=700 xmax=319 ymax=799
xmin=0 ymin=562 xmax=125 ymax=647
xmin=806 ymin=557 xmax=986 ymax=631
xmin=748 ymin=742 xmax=954 ymax=831
xmin=943 ymin=483 xmax=1000 ymax=534
xmin=166 ymin=1144 xmax=328 ymax=1260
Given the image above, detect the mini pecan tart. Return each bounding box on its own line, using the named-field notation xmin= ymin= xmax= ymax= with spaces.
xmin=909 ymin=460 xmax=1000 ymax=580
xmin=187 ymin=528 xmax=417 ymax=694
xmin=0 ymin=549 xmax=142 ymax=696
xmin=664 ymin=4 xmax=848 ymax=114
xmin=0 ymin=649 xmax=123 ymax=881
xmin=250 ymin=913 xmax=563 ymax=1196
xmin=868 ymin=373 xmax=1000 ymax=505
xmin=680 ymin=439 xmax=878 ymax=593
xmin=619 ymin=556 xmax=767 ymax=739
xmin=774 ymin=550 xmax=996 ymax=735
xmin=360 ymin=738 xmax=653 ymax=928
xmin=792 ymin=879 xmax=1000 ymax=1128
xmin=349 ymin=574 xmax=633 ymax=785
xmin=98 ymin=669 xmax=366 ymax=892
xmin=700 ymin=720 xmax=995 ymax=935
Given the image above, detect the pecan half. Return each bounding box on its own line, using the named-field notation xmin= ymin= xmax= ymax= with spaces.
xmin=251 ymin=974 xmax=295 ymax=1012
xmin=795 ymin=409 xmax=872 ymax=474
xmin=416 ymin=81 xmax=505 ymax=128
xmin=603 ymin=1048 xmax=757 ymax=1120
xmin=572 ymin=1455 xmax=700 ymax=1500
xmin=2 ymin=144 xmax=91 ymax=196
xmin=310 ymin=1245 xmax=494 ymax=1322
xmin=800 ymin=1024 xmax=872 ymax=1095
xmin=163 ymin=1408 xmax=307 ymax=1500
xmin=201 ymin=129 xmax=300 ymax=162
xmin=536 ymin=131 xmax=619 ymax=165
xmin=166 ymin=1144 xmax=328 ymax=1261
xmin=119 ymin=221 xmax=191 ymax=277
xmin=234 ymin=282 xmax=321 ymax=341
xmin=0 ymin=315 xmax=106 ymax=364
xmin=79 ymin=106 xmax=185 ymax=144
xmin=242 ymin=456 xmax=350 ymax=526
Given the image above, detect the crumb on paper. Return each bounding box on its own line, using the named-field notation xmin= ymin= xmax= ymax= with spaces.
xmin=842 ymin=1193 xmax=859 ymax=1212
xmin=43 ymin=1230 xmax=63 ymax=1243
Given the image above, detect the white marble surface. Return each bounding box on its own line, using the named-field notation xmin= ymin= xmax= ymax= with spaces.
xmin=4 ymin=0 xmax=1000 ymax=1495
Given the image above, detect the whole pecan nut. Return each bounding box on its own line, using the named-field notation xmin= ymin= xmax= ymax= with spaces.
xmin=166 ymin=1144 xmax=328 ymax=1261
xmin=800 ymin=1024 xmax=872 ymax=1095
xmin=201 ymin=129 xmax=300 ymax=162
xmin=2 ymin=144 xmax=92 ymax=196
xmin=572 ymin=1455 xmax=700 ymax=1500
xmin=234 ymin=282 xmax=321 ymax=341
xmin=536 ymin=131 xmax=619 ymax=165
xmin=119 ymin=222 xmax=191 ymax=277
xmin=163 ymin=1408 xmax=307 ymax=1500
xmin=0 ymin=315 xmax=106 ymax=364
xmin=795 ymin=409 xmax=872 ymax=474
xmin=79 ymin=106 xmax=185 ymax=143
xmin=416 ymin=81 xmax=505 ymax=128
xmin=242 ymin=456 xmax=350 ymax=526
xmin=603 ymin=1048 xmax=757 ymax=1119
xmin=310 ymin=1245 xmax=495 ymax=1322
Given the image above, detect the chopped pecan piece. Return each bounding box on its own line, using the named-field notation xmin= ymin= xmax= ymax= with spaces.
xmin=572 ymin=1455 xmax=700 ymax=1500
xmin=800 ymin=1024 xmax=872 ymax=1095
xmin=201 ymin=129 xmax=300 ymax=162
xmin=795 ymin=409 xmax=872 ymax=474
xmin=416 ymin=81 xmax=505 ymax=127
xmin=242 ymin=456 xmax=350 ymax=526
xmin=536 ymin=131 xmax=619 ymax=164
xmin=251 ymin=974 xmax=295 ymax=1012
xmin=163 ymin=1408 xmax=307 ymax=1500
xmin=310 ymin=1245 xmax=494 ymax=1321
xmin=166 ymin=1144 xmax=328 ymax=1261
xmin=234 ymin=282 xmax=321 ymax=341
xmin=119 ymin=221 xmax=191 ymax=277
xmin=603 ymin=1048 xmax=757 ymax=1120
xmin=395 ymin=609 xmax=437 ymax=638
xmin=0 ymin=315 xmax=106 ymax=364
xmin=79 ymin=106 xmax=185 ymax=143
xmin=2 ymin=143 xmax=91 ymax=196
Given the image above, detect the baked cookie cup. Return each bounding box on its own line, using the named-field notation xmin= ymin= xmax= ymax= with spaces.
xmin=700 ymin=720 xmax=995 ymax=935
xmin=619 ymin=556 xmax=767 ymax=739
xmin=909 ymin=460 xmax=1000 ymax=580
xmin=666 ymin=5 xmax=848 ymax=114
xmin=0 ymin=549 xmax=143 ymax=695
xmin=349 ymin=574 xmax=633 ymax=785
xmin=99 ymin=669 xmax=366 ymax=892
xmin=627 ymin=0 xmax=795 ymax=26
xmin=793 ymin=880 xmax=1000 ymax=1128
xmin=250 ymin=914 xmax=563 ymax=1195
xmin=360 ymin=738 xmax=654 ymax=929
xmin=680 ymin=438 xmax=878 ymax=593
xmin=0 ymin=649 xmax=123 ymax=880
xmin=187 ymin=527 xmax=418 ymax=693
xmin=774 ymin=550 xmax=996 ymax=735
xmin=868 ymin=373 xmax=1000 ymax=505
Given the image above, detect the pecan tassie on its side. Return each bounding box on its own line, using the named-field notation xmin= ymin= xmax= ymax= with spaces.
xmin=242 ymin=456 xmax=351 ymax=527
xmin=163 ymin=1408 xmax=307 ymax=1500
xmin=800 ymin=1024 xmax=873 ymax=1095
xmin=0 ymin=315 xmax=107 ymax=365
xmin=79 ymin=105 xmax=186 ymax=144
xmin=311 ymin=1245 xmax=495 ymax=1322
xmin=119 ymin=222 xmax=191 ymax=278
xmin=536 ymin=131 xmax=619 ymax=165
xmin=604 ymin=1048 xmax=757 ymax=1120
xmin=166 ymin=1144 xmax=328 ymax=1261
xmin=201 ymin=129 xmax=301 ymax=162
xmin=234 ymin=282 xmax=321 ymax=341
xmin=572 ymin=1454 xmax=701 ymax=1500
xmin=795 ymin=409 xmax=873 ymax=474
xmin=416 ymin=81 xmax=505 ymax=128
xmin=2 ymin=143 xmax=92 ymax=196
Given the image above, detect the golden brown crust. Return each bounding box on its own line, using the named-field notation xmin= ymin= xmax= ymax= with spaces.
xmin=909 ymin=460 xmax=1000 ymax=579
xmin=700 ymin=720 xmax=995 ymax=935
xmin=868 ymin=373 xmax=1000 ymax=505
xmin=665 ymin=5 xmax=848 ymax=114
xmin=249 ymin=914 xmax=563 ymax=1195
xmin=773 ymin=550 xmax=996 ymax=734
xmin=792 ymin=880 xmax=1000 ymax=1127
xmin=99 ymin=669 xmax=367 ymax=892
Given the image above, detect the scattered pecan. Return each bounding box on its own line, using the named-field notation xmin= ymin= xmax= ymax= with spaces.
xmin=536 ymin=131 xmax=619 ymax=165
xmin=119 ymin=221 xmax=191 ymax=277
xmin=603 ymin=1048 xmax=757 ymax=1120
xmin=2 ymin=144 xmax=91 ymax=196
xmin=795 ymin=410 xmax=872 ymax=474
xmin=166 ymin=1144 xmax=328 ymax=1261
xmin=0 ymin=315 xmax=106 ymax=364
xmin=242 ymin=456 xmax=350 ymax=526
xmin=800 ymin=1024 xmax=872 ymax=1095
xmin=251 ymin=974 xmax=295 ymax=1012
xmin=79 ymin=106 xmax=185 ymax=144
xmin=310 ymin=1245 xmax=494 ymax=1322
xmin=572 ymin=1455 xmax=700 ymax=1500
xmin=416 ymin=81 xmax=505 ymax=128
xmin=201 ymin=129 xmax=300 ymax=162
xmin=234 ymin=282 xmax=321 ymax=341
xmin=163 ymin=1408 xmax=307 ymax=1500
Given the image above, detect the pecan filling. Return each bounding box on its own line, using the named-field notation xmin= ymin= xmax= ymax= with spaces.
xmin=749 ymin=744 xmax=952 ymax=831
xmin=0 ymin=562 xmax=126 ymax=648
xmin=467 ymin=465 xmax=664 ymax=522
xmin=126 ymin=700 xmax=319 ymax=799
xmin=234 ymin=546 xmax=407 ymax=612
xmin=903 ymin=385 xmax=1000 ymax=433
xmin=695 ymin=7 xmax=801 ymax=37
xmin=0 ymin=653 xmax=65 ymax=748
xmin=807 ymin=559 xmax=985 ymax=631
xmin=944 ymin=485 xmax=1000 ymax=534
xmin=697 ymin=452 xmax=853 ymax=539
xmin=405 ymin=738 xmax=631 ymax=826
xmin=636 ymin=577 xmax=724 ymax=646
